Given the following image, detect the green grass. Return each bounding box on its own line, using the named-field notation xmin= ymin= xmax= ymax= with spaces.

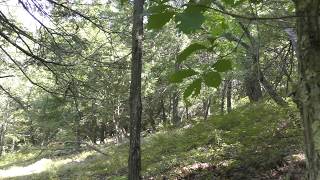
xmin=0 ymin=102 xmax=303 ymax=179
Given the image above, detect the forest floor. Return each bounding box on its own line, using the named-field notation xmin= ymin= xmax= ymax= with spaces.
xmin=0 ymin=102 xmax=306 ymax=179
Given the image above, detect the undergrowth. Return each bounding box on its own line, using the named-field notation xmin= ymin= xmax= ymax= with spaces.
xmin=0 ymin=102 xmax=304 ymax=179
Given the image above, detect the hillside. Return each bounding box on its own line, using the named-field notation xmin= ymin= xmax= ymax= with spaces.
xmin=0 ymin=102 xmax=305 ymax=179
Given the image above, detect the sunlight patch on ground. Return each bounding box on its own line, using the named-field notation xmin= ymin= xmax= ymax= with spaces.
xmin=0 ymin=151 xmax=96 ymax=178
xmin=0 ymin=158 xmax=53 ymax=178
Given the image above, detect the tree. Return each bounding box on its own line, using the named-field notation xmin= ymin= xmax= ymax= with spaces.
xmin=128 ymin=0 xmax=144 ymax=179
xmin=294 ymin=0 xmax=320 ymax=179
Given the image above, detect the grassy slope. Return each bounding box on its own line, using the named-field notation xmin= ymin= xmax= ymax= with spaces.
xmin=0 ymin=102 xmax=304 ymax=179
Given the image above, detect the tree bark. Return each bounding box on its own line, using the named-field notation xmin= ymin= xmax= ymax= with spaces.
xmin=172 ymin=91 xmax=180 ymax=125
xmin=99 ymin=122 xmax=106 ymax=143
xmin=244 ymin=55 xmax=263 ymax=102
xmin=148 ymin=108 xmax=156 ymax=131
xmin=186 ymin=105 xmax=189 ymax=120
xmin=226 ymin=79 xmax=232 ymax=113
xmin=128 ymin=0 xmax=144 ymax=179
xmin=294 ymin=1 xmax=320 ymax=179
xmin=161 ymin=98 xmax=167 ymax=125
xmin=203 ymin=95 xmax=212 ymax=120
xmin=172 ymin=63 xmax=181 ymax=126
xmin=72 ymin=91 xmax=82 ymax=151
xmin=0 ymin=123 xmax=6 ymax=156
xmin=220 ymin=81 xmax=227 ymax=115
xmin=90 ymin=100 xmax=98 ymax=144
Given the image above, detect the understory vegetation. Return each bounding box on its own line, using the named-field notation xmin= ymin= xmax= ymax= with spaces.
xmin=0 ymin=102 xmax=304 ymax=179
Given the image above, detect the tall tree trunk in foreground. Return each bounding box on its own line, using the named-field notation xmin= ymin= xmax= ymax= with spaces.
xmin=128 ymin=0 xmax=144 ymax=179
xmin=294 ymin=1 xmax=320 ymax=179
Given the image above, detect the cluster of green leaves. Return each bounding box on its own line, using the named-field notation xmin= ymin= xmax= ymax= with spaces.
xmin=169 ymin=58 xmax=232 ymax=102
xmin=147 ymin=0 xmax=236 ymax=102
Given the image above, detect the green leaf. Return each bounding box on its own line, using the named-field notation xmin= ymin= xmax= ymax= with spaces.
xmin=177 ymin=43 xmax=207 ymax=63
xmin=197 ymin=0 xmax=212 ymax=6
xmin=212 ymin=59 xmax=232 ymax=72
xmin=203 ymin=71 xmax=222 ymax=87
xmin=222 ymin=0 xmax=235 ymax=5
xmin=147 ymin=11 xmax=175 ymax=30
xmin=183 ymin=78 xmax=202 ymax=99
xmin=148 ymin=5 xmax=165 ymax=12
xmin=169 ymin=69 xmax=198 ymax=83
xmin=211 ymin=19 xmax=229 ymax=36
xmin=234 ymin=0 xmax=247 ymax=5
xmin=174 ymin=5 xmax=205 ymax=34
xmin=120 ymin=0 xmax=127 ymax=5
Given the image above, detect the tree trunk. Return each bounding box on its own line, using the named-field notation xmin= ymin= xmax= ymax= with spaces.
xmin=99 ymin=122 xmax=106 ymax=144
xmin=168 ymin=95 xmax=172 ymax=119
xmin=128 ymin=0 xmax=144 ymax=179
xmin=90 ymin=100 xmax=98 ymax=144
xmin=172 ymin=91 xmax=180 ymax=125
xmin=294 ymin=1 xmax=320 ymax=179
xmin=0 ymin=124 xmax=6 ymax=156
xmin=244 ymin=58 xmax=263 ymax=102
xmin=161 ymin=98 xmax=167 ymax=125
xmin=226 ymin=79 xmax=232 ymax=113
xmin=148 ymin=108 xmax=156 ymax=131
xmin=73 ymin=95 xmax=82 ymax=151
xmin=220 ymin=82 xmax=227 ymax=115
xmin=204 ymin=95 xmax=212 ymax=120
xmin=172 ymin=63 xmax=181 ymax=126
xmin=259 ymin=71 xmax=288 ymax=107
xmin=29 ymin=118 xmax=36 ymax=145
xmin=186 ymin=105 xmax=189 ymax=120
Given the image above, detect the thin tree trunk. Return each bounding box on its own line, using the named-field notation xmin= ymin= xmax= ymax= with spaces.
xmin=73 ymin=94 xmax=82 ymax=151
xmin=226 ymin=80 xmax=232 ymax=113
xmin=69 ymin=80 xmax=82 ymax=151
xmin=172 ymin=91 xmax=180 ymax=125
xmin=186 ymin=105 xmax=189 ymax=120
xmin=128 ymin=0 xmax=144 ymax=179
xmin=220 ymin=81 xmax=227 ymax=115
xmin=294 ymin=1 xmax=320 ymax=179
xmin=0 ymin=124 xmax=6 ymax=156
xmin=90 ymin=100 xmax=98 ymax=144
xmin=168 ymin=95 xmax=172 ymax=120
xmin=204 ymin=95 xmax=212 ymax=120
xmin=172 ymin=63 xmax=181 ymax=126
xmin=99 ymin=122 xmax=106 ymax=144
xmin=148 ymin=108 xmax=156 ymax=131
xmin=161 ymin=98 xmax=167 ymax=125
